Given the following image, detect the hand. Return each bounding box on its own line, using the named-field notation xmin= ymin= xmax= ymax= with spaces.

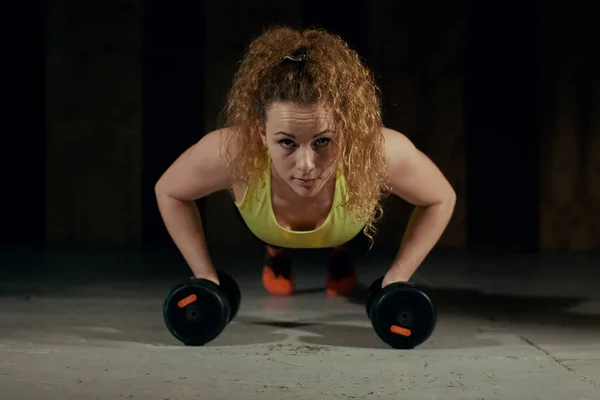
xmin=381 ymin=268 xmax=410 ymax=288
xmin=194 ymin=271 xmax=220 ymax=286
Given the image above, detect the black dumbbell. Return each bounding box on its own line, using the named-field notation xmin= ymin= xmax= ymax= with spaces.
xmin=366 ymin=277 xmax=437 ymax=349
xmin=163 ymin=270 xmax=241 ymax=346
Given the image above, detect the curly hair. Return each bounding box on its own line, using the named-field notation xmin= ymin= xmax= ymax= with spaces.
xmin=222 ymin=25 xmax=389 ymax=245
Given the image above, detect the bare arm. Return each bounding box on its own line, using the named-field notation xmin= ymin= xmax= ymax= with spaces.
xmin=382 ymin=127 xmax=456 ymax=286
xmin=154 ymin=128 xmax=233 ymax=283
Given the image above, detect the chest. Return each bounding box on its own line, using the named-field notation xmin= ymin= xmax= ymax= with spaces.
xmin=270 ymin=195 xmax=333 ymax=231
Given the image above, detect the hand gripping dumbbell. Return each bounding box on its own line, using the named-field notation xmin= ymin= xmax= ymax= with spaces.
xmin=366 ymin=277 xmax=437 ymax=349
xmin=163 ymin=270 xmax=241 ymax=346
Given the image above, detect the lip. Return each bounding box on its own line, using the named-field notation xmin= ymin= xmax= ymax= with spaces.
xmin=294 ymin=178 xmax=316 ymax=185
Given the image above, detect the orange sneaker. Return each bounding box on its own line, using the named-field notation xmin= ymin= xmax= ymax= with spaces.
xmin=262 ymin=245 xmax=294 ymax=296
xmin=326 ymin=267 xmax=357 ymax=296
xmin=325 ymin=243 xmax=357 ymax=297
xmin=262 ymin=265 xmax=295 ymax=296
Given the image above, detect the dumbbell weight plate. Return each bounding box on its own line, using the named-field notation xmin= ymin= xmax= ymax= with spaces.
xmin=216 ymin=271 xmax=241 ymax=321
xmin=365 ymin=276 xmax=385 ymax=318
xmin=369 ymin=282 xmax=437 ymax=349
xmin=163 ymin=279 xmax=230 ymax=346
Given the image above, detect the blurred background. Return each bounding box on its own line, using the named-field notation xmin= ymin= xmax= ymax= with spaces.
xmin=2 ymin=0 xmax=599 ymax=264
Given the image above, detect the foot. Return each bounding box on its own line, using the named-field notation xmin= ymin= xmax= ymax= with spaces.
xmin=262 ymin=265 xmax=295 ymax=296
xmin=325 ymin=244 xmax=357 ymax=297
xmin=262 ymin=245 xmax=294 ymax=296
xmin=326 ymin=267 xmax=357 ymax=297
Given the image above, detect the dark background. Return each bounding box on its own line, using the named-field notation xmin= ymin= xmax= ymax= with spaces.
xmin=2 ymin=0 xmax=599 ymax=259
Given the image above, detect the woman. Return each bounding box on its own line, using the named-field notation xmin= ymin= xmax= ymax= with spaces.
xmin=155 ymin=26 xmax=456 ymax=296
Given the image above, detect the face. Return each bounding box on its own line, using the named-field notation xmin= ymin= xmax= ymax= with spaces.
xmin=262 ymin=102 xmax=340 ymax=198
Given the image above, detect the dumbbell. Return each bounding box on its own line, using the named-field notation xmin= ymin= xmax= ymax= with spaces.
xmin=366 ymin=277 xmax=437 ymax=349
xmin=163 ymin=270 xmax=241 ymax=346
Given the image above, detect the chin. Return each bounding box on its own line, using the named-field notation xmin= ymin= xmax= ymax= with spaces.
xmin=291 ymin=186 xmax=318 ymax=197
xmin=290 ymin=179 xmax=323 ymax=197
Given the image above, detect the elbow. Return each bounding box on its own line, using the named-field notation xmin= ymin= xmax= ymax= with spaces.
xmin=154 ymin=178 xmax=164 ymax=197
xmin=154 ymin=175 xmax=170 ymax=199
xmin=444 ymin=185 xmax=457 ymax=215
xmin=430 ymin=182 xmax=456 ymax=214
xmin=448 ymin=185 xmax=457 ymax=206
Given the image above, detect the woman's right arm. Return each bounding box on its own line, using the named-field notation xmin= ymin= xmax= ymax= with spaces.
xmin=154 ymin=128 xmax=233 ymax=284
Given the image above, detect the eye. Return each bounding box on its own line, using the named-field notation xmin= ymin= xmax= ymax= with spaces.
xmin=313 ymin=137 xmax=331 ymax=148
xmin=278 ymin=138 xmax=297 ymax=149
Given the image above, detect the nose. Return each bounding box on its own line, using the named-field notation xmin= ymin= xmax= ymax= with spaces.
xmin=295 ymin=146 xmax=316 ymax=175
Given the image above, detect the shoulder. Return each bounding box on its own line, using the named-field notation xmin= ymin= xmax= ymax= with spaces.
xmin=381 ymin=126 xmax=413 ymax=147
xmin=202 ymin=126 xmax=235 ymax=152
xmin=379 ymin=126 xmax=456 ymax=205
xmin=154 ymin=127 xmax=238 ymax=201
xmin=204 ymin=127 xmax=250 ymax=202
xmin=380 ymin=126 xmax=420 ymax=171
xmin=199 ymin=126 xmax=245 ymax=178
xmin=216 ymin=126 xmax=263 ymax=202
xmin=188 ymin=126 xmax=234 ymax=161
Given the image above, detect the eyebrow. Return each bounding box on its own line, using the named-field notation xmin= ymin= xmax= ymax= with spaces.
xmin=274 ymin=129 xmax=331 ymax=138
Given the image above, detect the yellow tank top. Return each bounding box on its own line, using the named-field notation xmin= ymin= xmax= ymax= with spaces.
xmin=234 ymin=163 xmax=365 ymax=249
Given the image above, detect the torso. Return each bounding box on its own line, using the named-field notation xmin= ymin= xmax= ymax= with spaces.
xmin=232 ymin=158 xmax=366 ymax=249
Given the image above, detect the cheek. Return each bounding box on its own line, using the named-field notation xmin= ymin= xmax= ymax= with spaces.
xmin=321 ymin=148 xmax=340 ymax=167
xmin=269 ymin=150 xmax=295 ymax=171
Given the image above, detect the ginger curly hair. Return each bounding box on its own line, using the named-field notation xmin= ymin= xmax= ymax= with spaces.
xmin=222 ymin=25 xmax=389 ymax=244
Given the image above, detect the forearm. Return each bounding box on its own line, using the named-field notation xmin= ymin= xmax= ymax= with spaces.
xmin=156 ymin=193 xmax=216 ymax=278
xmin=391 ymin=198 xmax=456 ymax=280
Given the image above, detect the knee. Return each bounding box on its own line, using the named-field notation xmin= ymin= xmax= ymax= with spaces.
xmin=265 ymin=244 xmax=292 ymax=259
xmin=328 ymin=242 xmax=351 ymax=257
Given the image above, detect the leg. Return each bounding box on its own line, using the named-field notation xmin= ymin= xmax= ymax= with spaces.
xmin=262 ymin=244 xmax=294 ymax=295
xmin=325 ymin=242 xmax=357 ymax=296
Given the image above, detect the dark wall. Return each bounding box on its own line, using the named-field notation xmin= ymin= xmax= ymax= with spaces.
xmin=364 ymin=0 xmax=468 ymax=250
xmin=465 ymin=2 xmax=540 ymax=252
xmin=1 ymin=2 xmax=46 ymax=249
xmin=44 ymin=0 xmax=142 ymax=248
xmin=2 ymin=1 xmax=598 ymax=252
xmin=537 ymin=3 xmax=600 ymax=250
xmin=141 ymin=0 xmax=206 ymax=248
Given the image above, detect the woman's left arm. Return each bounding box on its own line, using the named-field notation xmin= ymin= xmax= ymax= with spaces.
xmin=381 ymin=128 xmax=457 ymax=287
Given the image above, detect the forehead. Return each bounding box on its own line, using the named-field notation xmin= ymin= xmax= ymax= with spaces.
xmin=265 ymin=102 xmax=331 ymax=133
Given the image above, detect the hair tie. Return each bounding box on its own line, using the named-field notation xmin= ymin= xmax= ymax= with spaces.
xmin=282 ymin=49 xmax=308 ymax=63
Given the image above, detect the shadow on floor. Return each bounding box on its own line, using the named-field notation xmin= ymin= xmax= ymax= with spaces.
xmin=346 ymin=283 xmax=600 ymax=329
xmin=3 ymin=286 xmax=596 ymax=352
xmin=1 ymin=248 xmax=599 ymax=351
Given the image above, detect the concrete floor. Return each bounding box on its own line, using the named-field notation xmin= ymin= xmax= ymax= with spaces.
xmin=0 ymin=248 xmax=599 ymax=399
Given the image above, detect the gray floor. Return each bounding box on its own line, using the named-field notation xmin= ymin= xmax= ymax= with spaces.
xmin=0 ymin=248 xmax=599 ymax=399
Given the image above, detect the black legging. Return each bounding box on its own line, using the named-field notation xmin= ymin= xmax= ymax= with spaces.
xmin=263 ymin=242 xmax=354 ymax=280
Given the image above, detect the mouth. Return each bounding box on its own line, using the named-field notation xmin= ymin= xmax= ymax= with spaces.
xmin=294 ymin=177 xmax=316 ymax=186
